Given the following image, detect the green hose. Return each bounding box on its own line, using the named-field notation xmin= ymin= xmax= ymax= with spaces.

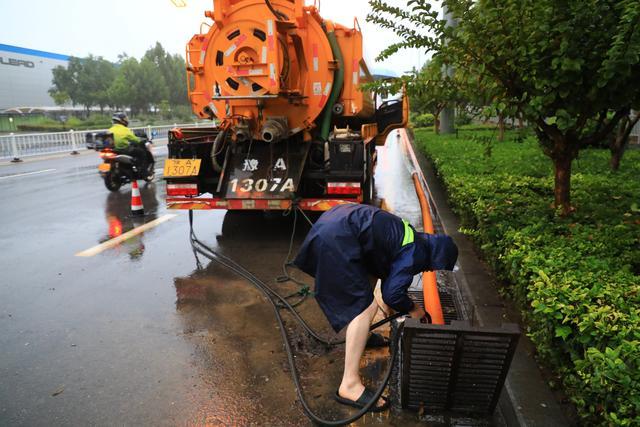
xmin=319 ymin=28 xmax=344 ymax=141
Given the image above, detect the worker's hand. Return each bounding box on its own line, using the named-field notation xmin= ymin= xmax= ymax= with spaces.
xmin=408 ymin=304 xmax=427 ymax=321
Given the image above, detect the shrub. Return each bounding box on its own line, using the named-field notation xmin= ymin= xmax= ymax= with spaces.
xmin=411 ymin=112 xmax=435 ymax=128
xmin=455 ymin=110 xmax=473 ymax=126
xmin=415 ymin=129 xmax=640 ymax=425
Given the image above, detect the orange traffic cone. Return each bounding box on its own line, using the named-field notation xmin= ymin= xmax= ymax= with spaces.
xmin=131 ymin=180 xmax=144 ymax=216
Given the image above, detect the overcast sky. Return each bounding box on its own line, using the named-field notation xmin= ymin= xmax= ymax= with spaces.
xmin=1 ymin=0 xmax=436 ymax=76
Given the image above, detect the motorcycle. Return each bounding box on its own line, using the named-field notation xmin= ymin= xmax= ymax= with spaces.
xmin=97 ymin=130 xmax=156 ymax=192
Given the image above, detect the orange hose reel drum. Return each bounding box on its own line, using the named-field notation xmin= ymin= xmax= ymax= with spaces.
xmin=187 ymin=0 xmax=335 ymax=139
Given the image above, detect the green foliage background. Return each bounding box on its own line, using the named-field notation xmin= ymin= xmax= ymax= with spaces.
xmin=49 ymin=42 xmax=189 ymax=115
xmin=415 ymin=128 xmax=640 ymax=425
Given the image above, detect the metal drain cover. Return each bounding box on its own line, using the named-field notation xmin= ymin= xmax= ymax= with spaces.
xmin=400 ymin=319 xmax=520 ymax=415
xmin=409 ymin=289 xmax=461 ymax=325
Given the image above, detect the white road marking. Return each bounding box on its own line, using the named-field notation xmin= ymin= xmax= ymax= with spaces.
xmin=75 ymin=214 xmax=177 ymax=257
xmin=0 ymin=169 xmax=56 ymax=180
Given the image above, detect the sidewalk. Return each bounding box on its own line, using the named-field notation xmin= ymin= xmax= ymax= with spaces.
xmin=407 ymin=131 xmax=574 ymax=426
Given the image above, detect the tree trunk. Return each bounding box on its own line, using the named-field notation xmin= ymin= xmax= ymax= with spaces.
xmin=498 ymin=113 xmax=505 ymax=141
xmin=610 ymin=113 xmax=639 ymax=171
xmin=518 ymin=114 xmax=524 ymax=129
xmin=434 ymin=114 xmax=440 ymax=135
xmin=553 ymin=154 xmax=573 ymax=216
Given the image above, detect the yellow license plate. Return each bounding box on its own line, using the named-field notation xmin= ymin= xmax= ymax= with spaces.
xmin=164 ymin=159 xmax=201 ymax=177
xmin=98 ymin=163 xmax=111 ymax=172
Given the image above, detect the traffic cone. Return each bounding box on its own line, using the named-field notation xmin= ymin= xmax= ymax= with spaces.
xmin=131 ymin=180 xmax=145 ymax=216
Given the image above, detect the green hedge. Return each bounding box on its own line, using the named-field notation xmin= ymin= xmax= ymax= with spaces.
xmin=411 ymin=112 xmax=436 ymax=128
xmin=415 ymin=129 xmax=640 ymax=425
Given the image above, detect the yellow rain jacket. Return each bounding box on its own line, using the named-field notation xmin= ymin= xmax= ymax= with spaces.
xmin=109 ymin=123 xmax=140 ymax=149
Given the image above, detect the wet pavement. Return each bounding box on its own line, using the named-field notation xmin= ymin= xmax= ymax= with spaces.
xmin=1 ymin=134 xmax=461 ymax=426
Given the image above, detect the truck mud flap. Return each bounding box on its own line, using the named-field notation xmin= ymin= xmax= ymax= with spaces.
xmin=220 ymin=140 xmax=311 ymax=200
xmin=400 ymin=319 xmax=520 ymax=415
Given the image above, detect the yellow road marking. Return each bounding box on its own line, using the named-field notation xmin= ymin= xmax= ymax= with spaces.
xmin=75 ymin=214 xmax=177 ymax=257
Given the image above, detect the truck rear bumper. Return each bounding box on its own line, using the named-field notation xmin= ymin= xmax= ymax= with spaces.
xmin=166 ymin=197 xmax=361 ymax=211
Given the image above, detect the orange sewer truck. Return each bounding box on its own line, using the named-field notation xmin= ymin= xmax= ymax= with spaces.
xmin=164 ymin=0 xmax=408 ymax=211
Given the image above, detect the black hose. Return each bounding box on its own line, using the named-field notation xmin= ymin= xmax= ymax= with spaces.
xmin=211 ymin=129 xmax=226 ymax=172
xmin=188 ymin=210 xmax=404 ymax=425
xmin=264 ymin=0 xmax=288 ymax=21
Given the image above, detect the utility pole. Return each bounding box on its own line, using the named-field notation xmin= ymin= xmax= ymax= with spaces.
xmin=440 ymin=4 xmax=457 ymax=134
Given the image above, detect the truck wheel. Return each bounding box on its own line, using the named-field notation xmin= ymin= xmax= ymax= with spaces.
xmin=104 ymin=172 xmax=121 ymax=192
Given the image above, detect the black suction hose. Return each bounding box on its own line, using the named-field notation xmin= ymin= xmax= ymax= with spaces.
xmin=211 ymin=129 xmax=226 ymax=172
xmin=188 ymin=210 xmax=404 ymax=426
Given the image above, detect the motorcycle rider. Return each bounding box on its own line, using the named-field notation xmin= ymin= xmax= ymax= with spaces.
xmin=109 ymin=112 xmax=148 ymax=173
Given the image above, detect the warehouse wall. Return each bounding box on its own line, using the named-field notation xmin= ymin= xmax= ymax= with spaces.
xmin=0 ymin=44 xmax=70 ymax=110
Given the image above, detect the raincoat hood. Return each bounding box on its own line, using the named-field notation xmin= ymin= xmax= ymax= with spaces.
xmin=416 ymin=232 xmax=458 ymax=271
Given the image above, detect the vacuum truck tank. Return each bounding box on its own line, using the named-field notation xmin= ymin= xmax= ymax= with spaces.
xmin=164 ymin=0 xmax=408 ymax=211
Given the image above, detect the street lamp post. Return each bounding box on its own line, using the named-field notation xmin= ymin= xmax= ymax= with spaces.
xmin=440 ymin=4 xmax=457 ymax=135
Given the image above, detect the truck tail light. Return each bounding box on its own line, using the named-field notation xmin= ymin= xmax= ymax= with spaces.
xmin=327 ymin=182 xmax=361 ymax=195
xmin=167 ymin=183 xmax=198 ymax=196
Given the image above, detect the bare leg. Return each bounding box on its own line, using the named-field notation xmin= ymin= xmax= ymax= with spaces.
xmin=338 ymin=299 xmax=386 ymax=407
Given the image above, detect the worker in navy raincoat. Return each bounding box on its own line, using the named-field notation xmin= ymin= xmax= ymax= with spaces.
xmin=294 ymin=203 xmax=458 ymax=412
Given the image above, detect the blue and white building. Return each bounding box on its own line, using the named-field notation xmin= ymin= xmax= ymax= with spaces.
xmin=0 ymin=44 xmax=70 ymax=112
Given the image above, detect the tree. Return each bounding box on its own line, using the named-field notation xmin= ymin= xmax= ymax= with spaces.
xmin=609 ymin=109 xmax=640 ymax=170
xmin=107 ymin=74 xmax=130 ymax=111
xmin=77 ymin=55 xmax=116 ymax=113
xmin=143 ymin=42 xmax=188 ymax=106
xmin=368 ymin=0 xmax=640 ymax=215
xmin=136 ymin=58 xmax=170 ymax=112
xmin=49 ymin=57 xmax=83 ymax=107
xmin=410 ymin=59 xmax=460 ymax=134
xmin=49 ymin=56 xmax=115 ymax=112
xmin=111 ymin=57 xmax=169 ymax=114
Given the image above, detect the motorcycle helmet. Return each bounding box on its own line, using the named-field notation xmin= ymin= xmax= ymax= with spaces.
xmin=112 ymin=112 xmax=129 ymax=126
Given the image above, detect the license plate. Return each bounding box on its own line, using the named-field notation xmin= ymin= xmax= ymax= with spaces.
xmin=164 ymin=159 xmax=201 ymax=177
xmin=98 ymin=163 xmax=111 ymax=172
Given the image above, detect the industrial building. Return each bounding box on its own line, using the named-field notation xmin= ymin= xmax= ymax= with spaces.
xmin=0 ymin=44 xmax=70 ymax=112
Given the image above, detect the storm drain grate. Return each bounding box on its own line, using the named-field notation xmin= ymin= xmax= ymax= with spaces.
xmin=409 ymin=289 xmax=460 ymax=325
xmin=400 ymin=319 xmax=520 ymax=415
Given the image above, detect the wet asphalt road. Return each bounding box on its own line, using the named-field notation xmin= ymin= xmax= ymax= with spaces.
xmin=0 ymin=133 xmax=429 ymax=426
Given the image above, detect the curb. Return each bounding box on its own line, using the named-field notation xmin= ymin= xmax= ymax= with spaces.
xmin=401 ymin=129 xmax=571 ymax=427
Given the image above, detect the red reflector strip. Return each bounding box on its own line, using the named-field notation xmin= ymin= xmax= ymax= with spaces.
xmin=327 ymin=182 xmax=361 ymax=195
xmin=166 ymin=198 xmax=359 ymax=211
xmin=167 ymin=183 xmax=198 ymax=196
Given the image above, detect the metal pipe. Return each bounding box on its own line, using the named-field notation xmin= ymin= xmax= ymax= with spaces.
xmin=260 ymin=119 xmax=287 ymax=143
xmin=235 ymin=128 xmax=251 ymax=143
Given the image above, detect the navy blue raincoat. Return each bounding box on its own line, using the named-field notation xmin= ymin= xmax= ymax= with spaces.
xmin=294 ymin=204 xmax=458 ymax=332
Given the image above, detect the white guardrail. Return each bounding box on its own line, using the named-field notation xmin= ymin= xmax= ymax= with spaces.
xmin=0 ymin=123 xmax=207 ymax=162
